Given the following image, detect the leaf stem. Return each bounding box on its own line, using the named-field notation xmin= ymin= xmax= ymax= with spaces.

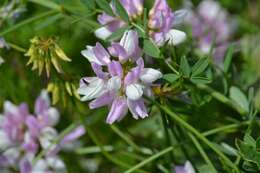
xmin=196 ymin=83 xmax=247 ymax=115
xmin=188 ymin=132 xmax=217 ymax=173
xmin=203 ymin=121 xmax=250 ymax=136
xmin=124 ymin=146 xmax=173 ymax=173
xmin=110 ymin=125 xmax=151 ymax=155
xmin=156 ymin=102 xmax=240 ymax=173
xmin=0 ymin=10 xmax=58 ymax=36
xmin=86 ymin=126 xmax=149 ymax=173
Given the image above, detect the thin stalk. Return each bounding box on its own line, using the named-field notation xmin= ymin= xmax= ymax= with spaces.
xmin=154 ymin=101 xmax=240 ymax=173
xmin=29 ymin=0 xmax=60 ymax=10
xmin=196 ymin=83 xmax=247 ymax=116
xmin=110 ymin=125 xmax=147 ymax=154
xmin=203 ymin=121 xmax=250 ymax=136
xmin=188 ymin=132 xmax=217 ymax=173
xmin=0 ymin=10 xmax=58 ymax=36
xmin=7 ymin=42 xmax=27 ymax=52
xmin=172 ymin=125 xmax=197 ymax=171
xmin=76 ymin=145 xmax=114 ymax=154
xmin=86 ymin=126 xmax=149 ymax=173
xmin=161 ymin=112 xmax=175 ymax=164
xmin=124 ymin=146 xmax=173 ymax=173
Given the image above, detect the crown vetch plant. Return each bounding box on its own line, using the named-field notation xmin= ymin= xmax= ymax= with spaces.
xmin=0 ymin=0 xmax=259 ymax=172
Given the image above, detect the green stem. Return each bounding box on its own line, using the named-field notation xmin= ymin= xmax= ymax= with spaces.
xmin=188 ymin=132 xmax=217 ymax=173
xmin=7 ymin=42 xmax=27 ymax=52
xmin=110 ymin=125 xmax=148 ymax=154
xmin=196 ymin=83 xmax=247 ymax=115
xmin=157 ymin=103 xmax=240 ymax=173
xmin=76 ymin=145 xmax=114 ymax=154
xmin=124 ymin=146 xmax=173 ymax=173
xmin=29 ymin=0 xmax=61 ymax=10
xmin=161 ymin=112 xmax=175 ymax=164
xmin=0 ymin=10 xmax=58 ymax=36
xmin=86 ymin=126 xmax=149 ymax=173
xmin=203 ymin=121 xmax=250 ymax=136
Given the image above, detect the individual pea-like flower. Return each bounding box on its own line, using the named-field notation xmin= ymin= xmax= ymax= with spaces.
xmin=0 ymin=90 xmax=85 ymax=173
xmin=25 ymin=36 xmax=71 ymax=77
xmin=148 ymin=0 xmax=187 ymax=46
xmin=78 ymin=30 xmax=162 ymax=124
xmin=94 ymin=0 xmax=143 ymax=40
xmin=185 ymin=0 xmax=232 ymax=63
xmin=174 ymin=161 xmax=196 ymax=173
xmin=94 ymin=0 xmax=186 ymax=46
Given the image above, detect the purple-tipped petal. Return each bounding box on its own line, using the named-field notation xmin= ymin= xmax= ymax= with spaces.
xmin=19 ymin=157 xmax=32 ymax=173
xmin=127 ymin=98 xmax=148 ymax=119
xmin=35 ymin=90 xmax=50 ymax=115
xmin=120 ymin=30 xmax=141 ymax=61
xmin=91 ymin=62 xmax=109 ymax=79
xmin=62 ymin=126 xmax=85 ymax=144
xmin=175 ymin=161 xmax=196 ymax=173
xmin=108 ymin=60 xmax=123 ymax=77
xmin=106 ymin=98 xmax=128 ymax=124
xmin=98 ymin=13 xmax=115 ymax=25
xmin=124 ymin=58 xmax=144 ymax=85
xmin=93 ymin=43 xmax=111 ymax=65
xmin=108 ymin=43 xmax=128 ymax=61
xmin=120 ymin=0 xmax=143 ymax=17
xmin=26 ymin=116 xmax=41 ymax=138
xmin=89 ymin=91 xmax=116 ymax=109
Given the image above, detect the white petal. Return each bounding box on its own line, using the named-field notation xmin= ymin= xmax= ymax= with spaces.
xmin=47 ymin=107 xmax=60 ymax=126
xmin=107 ymin=76 xmax=121 ymax=91
xmin=39 ymin=127 xmax=58 ymax=150
xmin=140 ymin=68 xmax=162 ymax=83
xmin=33 ymin=159 xmax=48 ymax=172
xmin=0 ymin=130 xmax=10 ymax=149
xmin=94 ymin=27 xmax=112 ymax=40
xmin=81 ymin=46 xmax=103 ymax=65
xmin=120 ymin=30 xmax=135 ymax=55
xmin=173 ymin=9 xmax=188 ymax=25
xmin=184 ymin=161 xmax=196 ymax=173
xmin=166 ymin=29 xmax=186 ymax=45
xmin=46 ymin=157 xmax=66 ymax=172
xmin=126 ymin=83 xmax=144 ymax=101
xmin=3 ymin=147 xmax=20 ymax=165
xmin=77 ymin=78 xmax=106 ymax=101
xmin=40 ymin=90 xmax=50 ymax=106
xmin=0 ymin=56 xmax=4 ymax=65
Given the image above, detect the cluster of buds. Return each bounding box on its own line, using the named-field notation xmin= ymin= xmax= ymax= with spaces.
xmin=0 ymin=91 xmax=85 ymax=173
xmin=94 ymin=0 xmax=187 ymax=46
xmin=47 ymin=80 xmax=80 ymax=105
xmin=78 ymin=30 xmax=162 ymax=124
xmin=186 ymin=0 xmax=232 ymax=63
xmin=25 ymin=37 xmax=71 ymax=77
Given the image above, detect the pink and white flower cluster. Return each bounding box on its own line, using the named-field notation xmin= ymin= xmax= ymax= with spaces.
xmin=78 ymin=0 xmax=189 ymax=124
xmin=0 ymin=91 xmax=85 ymax=173
xmin=186 ymin=0 xmax=232 ymax=62
xmin=94 ymin=0 xmax=187 ymax=46
xmin=78 ymin=30 xmax=162 ymax=124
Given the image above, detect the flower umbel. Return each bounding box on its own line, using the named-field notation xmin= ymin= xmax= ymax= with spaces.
xmin=25 ymin=36 xmax=71 ymax=77
xmin=78 ymin=30 xmax=162 ymax=124
xmin=94 ymin=0 xmax=187 ymax=46
xmin=0 ymin=91 xmax=85 ymax=173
